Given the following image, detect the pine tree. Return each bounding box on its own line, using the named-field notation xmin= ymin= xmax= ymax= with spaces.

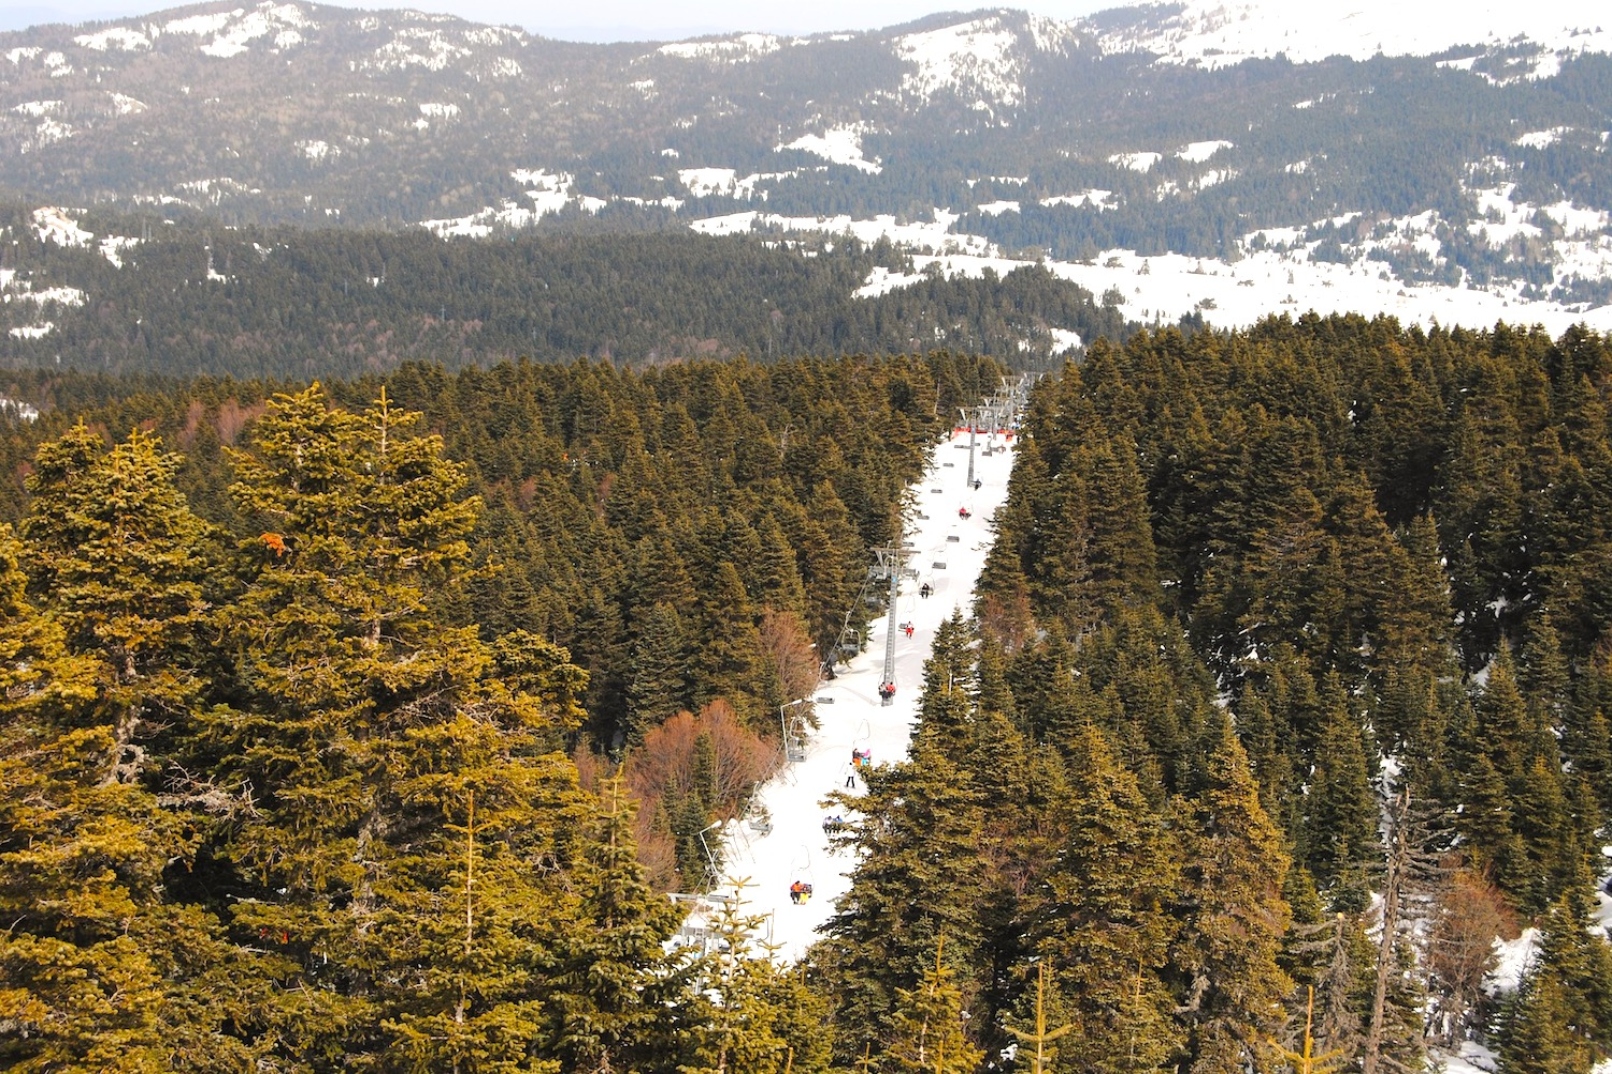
xmin=0 ymin=519 xmax=241 ymax=1068
xmin=1004 ymin=961 xmax=1072 ymax=1074
xmin=541 ymin=776 xmax=690 ymax=1073
xmin=814 ymin=742 xmax=989 ymax=1064
xmin=206 ymin=385 xmax=589 ymax=1065
xmin=1172 ymin=714 xmax=1294 ymax=1074
xmin=1023 ymin=720 xmax=1182 ymax=1074
xmin=681 ymin=878 xmax=826 ymax=1074
xmin=1301 ymin=674 xmax=1378 ymax=901
xmin=883 ymin=944 xmax=985 ymax=1074
xmin=627 ymin=601 xmax=691 ymax=746
xmin=21 ymin=423 xmax=211 ymax=785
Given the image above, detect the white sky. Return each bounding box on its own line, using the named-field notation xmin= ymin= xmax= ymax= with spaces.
xmin=0 ymin=0 xmax=1110 ymax=40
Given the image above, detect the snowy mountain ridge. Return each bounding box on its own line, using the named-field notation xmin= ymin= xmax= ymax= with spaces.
xmin=1091 ymin=0 xmax=1612 ymax=74
xmin=4 ymin=0 xmax=1612 ymax=344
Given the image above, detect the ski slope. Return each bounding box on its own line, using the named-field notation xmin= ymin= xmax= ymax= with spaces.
xmin=715 ymin=425 xmax=1016 ymax=964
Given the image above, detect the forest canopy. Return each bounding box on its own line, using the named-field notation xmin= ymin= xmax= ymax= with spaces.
xmin=3 ymin=319 xmax=1611 ymax=1072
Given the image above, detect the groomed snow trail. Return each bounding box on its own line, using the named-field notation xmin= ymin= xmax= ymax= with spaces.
xmin=717 ymin=426 xmax=1016 ymax=964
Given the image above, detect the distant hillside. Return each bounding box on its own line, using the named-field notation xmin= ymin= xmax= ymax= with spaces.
xmin=1 ymin=0 xmax=1610 ymax=337
xmin=0 ymin=214 xmax=1131 ymax=376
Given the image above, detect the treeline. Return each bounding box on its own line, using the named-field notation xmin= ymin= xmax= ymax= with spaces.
xmin=816 ymin=316 xmax=1611 ymax=1072
xmin=0 ymin=350 xmax=1000 ymax=1069
xmin=0 ymin=216 xmax=1131 ymax=376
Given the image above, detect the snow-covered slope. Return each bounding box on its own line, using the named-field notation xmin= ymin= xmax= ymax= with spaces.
xmin=714 ymin=426 xmax=1016 ymax=963
xmin=1092 ymin=0 xmax=1612 ymax=73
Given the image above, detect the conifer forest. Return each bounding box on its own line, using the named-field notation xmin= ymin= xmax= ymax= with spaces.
xmin=2 ymin=317 xmax=1612 ymax=1072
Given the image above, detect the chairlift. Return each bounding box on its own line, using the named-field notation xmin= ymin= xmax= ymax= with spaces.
xmin=788 ymin=845 xmax=816 ymax=905
xmin=933 ymin=561 xmax=947 ymax=570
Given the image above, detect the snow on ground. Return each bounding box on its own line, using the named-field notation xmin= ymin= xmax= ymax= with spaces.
xmin=893 ymin=16 xmax=1028 ymax=110
xmin=1178 ymin=139 xmax=1233 ymax=162
xmin=716 ymin=426 xmax=1016 ymax=963
xmin=1489 ymin=927 xmax=1539 ymax=994
xmin=1516 ymin=127 xmax=1571 ymax=149
xmin=1109 ymin=151 xmax=1162 ymax=172
xmin=679 ymin=168 xmax=740 ymax=197
xmin=1092 ymin=0 xmax=1612 ymax=72
xmin=108 ymin=92 xmax=147 ymax=115
xmin=1041 ymin=190 xmax=1114 ymax=210
xmin=778 ymin=127 xmax=882 ymax=174
xmin=830 ymin=236 xmax=1612 ymax=336
xmin=694 ymin=209 xmax=990 ymax=262
xmin=0 ymin=396 xmax=40 ymax=421
xmin=419 ymin=170 xmax=602 ymax=237
xmin=31 ymin=207 xmax=93 ymax=248
xmin=657 ymin=33 xmax=782 ymax=62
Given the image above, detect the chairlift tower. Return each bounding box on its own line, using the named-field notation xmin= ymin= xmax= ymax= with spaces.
xmin=963 ymin=403 xmax=995 ymax=484
xmin=779 ymin=699 xmax=812 ymax=763
xmin=870 ymin=541 xmax=917 ymax=706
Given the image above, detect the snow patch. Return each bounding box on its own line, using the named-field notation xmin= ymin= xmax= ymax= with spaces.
xmin=366 ymin=27 xmax=472 ymax=72
xmin=99 ymin=235 xmax=138 ymax=268
xmin=1041 ymin=190 xmax=1115 ymax=210
xmin=657 ymin=33 xmax=781 ymax=62
xmin=419 ymin=102 xmax=460 ymax=118
xmin=108 ymin=92 xmax=147 ymax=115
xmin=694 ymin=209 xmax=987 ymax=260
xmin=778 ymin=126 xmax=881 ymax=174
xmin=32 ymin=207 xmax=93 ymax=248
xmin=74 ymin=27 xmax=151 ymax=51
xmin=680 ymin=167 xmax=739 ymax=197
xmin=1516 ymin=127 xmax=1570 ymax=149
xmin=1090 ymin=0 xmax=1612 ymax=72
xmin=5 ymin=48 xmax=42 ymax=64
xmin=9 ymin=324 xmax=55 ymax=340
xmin=419 ymin=170 xmax=599 ymax=237
xmin=977 ymin=200 xmax=1020 ymax=216
xmin=0 ymin=396 xmax=39 ymax=421
xmin=1178 ymin=139 xmax=1233 ymax=162
xmin=11 ymin=101 xmax=60 ymax=118
xmin=894 ymin=15 xmax=1029 ymax=110
xmin=1110 ymin=151 xmax=1162 ymax=172
xmin=298 ymin=139 xmax=336 ymax=161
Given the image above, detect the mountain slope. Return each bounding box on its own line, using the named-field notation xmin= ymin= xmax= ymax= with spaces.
xmin=2 ymin=0 xmax=1611 ymax=341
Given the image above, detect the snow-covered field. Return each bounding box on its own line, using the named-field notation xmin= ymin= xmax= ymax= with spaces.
xmin=709 ymin=426 xmax=1014 ymax=964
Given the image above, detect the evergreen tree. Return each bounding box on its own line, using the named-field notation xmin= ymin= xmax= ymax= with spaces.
xmin=206 ymin=385 xmax=589 ymax=1065
xmin=1301 ymin=674 xmax=1378 ymax=901
xmin=541 ymin=776 xmax=691 ymax=1073
xmin=883 ymin=945 xmax=985 ymax=1074
xmin=0 ymin=515 xmax=241 ymax=1068
xmin=1023 ymin=720 xmax=1182 ymax=1074
xmin=21 ymin=423 xmax=211 ymax=786
xmin=1171 ymin=715 xmax=1294 ymax=1074
xmin=627 ymin=602 xmax=691 ymax=746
